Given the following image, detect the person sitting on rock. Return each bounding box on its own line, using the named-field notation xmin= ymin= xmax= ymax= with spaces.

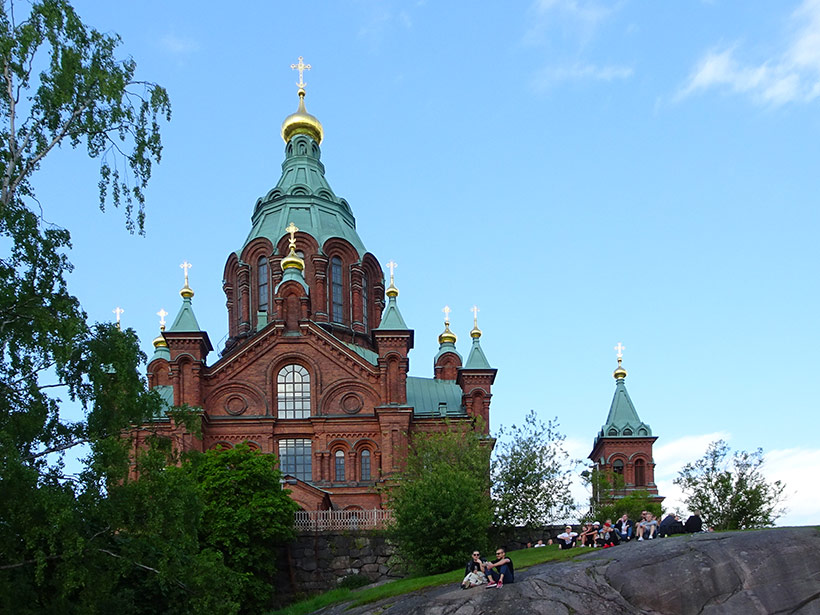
xmin=685 ymin=511 xmax=703 ymax=533
xmin=615 ymin=513 xmax=634 ymax=542
xmin=659 ymin=513 xmax=685 ymax=537
xmin=556 ymin=525 xmax=578 ymax=550
xmin=485 ymin=547 xmax=514 ymax=588
xmin=596 ymin=520 xmax=620 ymax=548
xmin=461 ymin=550 xmax=488 ymax=589
xmin=637 ymin=513 xmax=659 ymax=540
xmin=580 ymin=522 xmax=598 ymax=547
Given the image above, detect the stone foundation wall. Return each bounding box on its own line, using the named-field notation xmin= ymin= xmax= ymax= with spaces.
xmin=275 ymin=531 xmax=405 ymax=599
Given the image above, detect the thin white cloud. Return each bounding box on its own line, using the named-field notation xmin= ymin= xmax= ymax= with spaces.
xmin=679 ymin=0 xmax=820 ymax=105
xmin=159 ymin=34 xmax=200 ymax=56
xmin=532 ymin=62 xmax=633 ymax=90
xmin=525 ymin=0 xmax=631 ymax=88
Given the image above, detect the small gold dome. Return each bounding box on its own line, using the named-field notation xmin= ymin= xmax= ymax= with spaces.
xmin=386 ymin=282 xmax=399 ymax=298
xmin=470 ymin=324 xmax=482 ymax=339
xmin=438 ymin=323 xmax=457 ymax=345
xmin=153 ymin=326 xmax=167 ymax=349
xmin=281 ymin=89 xmax=323 ymax=144
xmin=180 ymin=284 xmax=194 ymax=299
xmin=613 ymin=363 xmax=627 ymax=379
xmin=281 ymin=251 xmax=305 ymax=272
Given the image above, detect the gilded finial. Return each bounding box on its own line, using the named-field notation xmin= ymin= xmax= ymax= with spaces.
xmin=613 ymin=342 xmax=627 ymax=379
xmin=282 ymin=56 xmax=324 ymax=144
xmin=153 ymin=308 xmax=169 ymax=349
xmin=180 ymin=261 xmax=194 ymax=298
xmin=439 ymin=305 xmax=457 ymax=345
xmin=291 ymin=56 xmax=311 ymax=93
xmin=113 ymin=306 xmax=124 ymax=329
xmin=157 ymin=308 xmax=168 ymax=331
xmin=385 ymin=260 xmax=399 ymax=298
xmin=281 ymin=222 xmax=305 ymax=271
xmin=470 ymin=305 xmax=482 ymax=339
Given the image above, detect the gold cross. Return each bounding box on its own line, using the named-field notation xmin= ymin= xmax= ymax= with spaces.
xmin=442 ymin=305 xmax=451 ymax=324
xmin=157 ymin=308 xmax=168 ymax=328
xmin=471 ymin=305 xmax=479 ymax=327
xmin=180 ymin=261 xmax=192 ymax=286
xmin=285 ymin=222 xmax=299 ymax=252
xmin=291 ymin=56 xmax=311 ymax=89
xmin=614 ymin=342 xmax=625 ymax=360
xmin=113 ymin=306 xmax=124 ymax=327
xmin=386 ymin=260 xmax=397 ymax=286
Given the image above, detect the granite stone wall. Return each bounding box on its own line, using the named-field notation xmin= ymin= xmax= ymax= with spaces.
xmin=275 ymin=531 xmax=405 ymax=599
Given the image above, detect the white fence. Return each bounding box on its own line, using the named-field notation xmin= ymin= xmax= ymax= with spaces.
xmin=294 ymin=509 xmax=394 ymax=531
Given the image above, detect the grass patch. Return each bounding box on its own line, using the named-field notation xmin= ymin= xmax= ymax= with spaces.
xmin=270 ymin=545 xmax=582 ymax=615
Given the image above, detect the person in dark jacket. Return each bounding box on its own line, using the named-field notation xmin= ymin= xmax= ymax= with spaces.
xmin=685 ymin=512 xmax=703 ymax=533
xmin=659 ymin=513 xmax=685 ymax=537
xmin=485 ymin=547 xmax=514 ymax=588
xmin=615 ymin=514 xmax=634 ymax=542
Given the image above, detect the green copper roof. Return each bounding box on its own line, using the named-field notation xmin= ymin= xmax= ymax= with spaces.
xmin=242 ymin=134 xmax=367 ymax=257
xmin=464 ymin=337 xmax=492 ymax=369
xmin=275 ymin=266 xmax=309 ymax=293
xmin=168 ymin=296 xmax=202 ymax=332
xmin=341 ymin=341 xmax=379 ymax=365
xmin=149 ymin=384 xmax=173 ymax=421
xmin=375 ymin=295 xmax=409 ymax=330
xmin=406 ymin=376 xmax=466 ymax=417
xmin=598 ymin=377 xmax=652 ymax=439
xmin=435 ymin=341 xmax=462 ymax=362
xmin=150 ymin=341 xmax=171 ymax=363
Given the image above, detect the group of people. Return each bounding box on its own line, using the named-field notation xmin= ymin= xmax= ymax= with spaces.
xmin=460 ymin=548 xmax=515 ymax=589
xmin=556 ymin=511 xmax=706 ymax=549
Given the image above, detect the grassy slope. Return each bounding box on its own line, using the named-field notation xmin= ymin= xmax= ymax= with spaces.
xmin=270 ymin=545 xmax=584 ymax=615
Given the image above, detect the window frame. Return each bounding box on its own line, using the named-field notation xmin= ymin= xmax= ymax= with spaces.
xmin=277 ymin=364 xmax=311 ymax=419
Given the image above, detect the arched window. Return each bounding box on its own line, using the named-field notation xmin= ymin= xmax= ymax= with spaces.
xmin=277 ymin=365 xmax=310 ymax=419
xmin=361 ymin=271 xmax=368 ymax=330
xmin=634 ymin=459 xmax=646 ymax=486
xmin=360 ymin=449 xmax=371 ymax=481
xmin=258 ymin=256 xmax=269 ymax=312
xmin=330 ymin=256 xmax=344 ymax=323
xmin=335 ymin=450 xmax=345 ymax=482
xmin=612 ymin=459 xmax=624 ymax=475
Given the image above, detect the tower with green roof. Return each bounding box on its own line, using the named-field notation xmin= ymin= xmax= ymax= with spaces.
xmin=588 ymin=347 xmax=662 ymax=503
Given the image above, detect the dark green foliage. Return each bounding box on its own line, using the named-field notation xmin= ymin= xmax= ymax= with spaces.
xmin=338 ymin=573 xmax=371 ymax=590
xmin=491 ymin=410 xmax=576 ymax=525
xmin=583 ymin=468 xmax=662 ymax=522
xmin=674 ymin=439 xmax=785 ymax=530
xmin=182 ymin=443 xmax=299 ymax=614
xmin=387 ymin=426 xmax=493 ymax=575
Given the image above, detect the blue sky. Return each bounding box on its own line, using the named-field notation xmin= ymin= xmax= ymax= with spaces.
xmin=33 ymin=1 xmax=819 ymax=525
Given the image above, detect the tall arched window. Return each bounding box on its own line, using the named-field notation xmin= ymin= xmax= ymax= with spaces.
xmin=634 ymin=459 xmax=646 ymax=486
xmin=330 ymin=256 xmax=343 ymax=323
xmin=612 ymin=459 xmax=624 ymax=475
xmin=335 ymin=450 xmax=345 ymax=482
xmin=277 ymin=364 xmax=310 ymax=419
xmin=360 ymin=449 xmax=371 ymax=481
xmin=258 ymin=256 xmax=269 ymax=312
xmin=361 ymin=271 xmax=368 ymax=330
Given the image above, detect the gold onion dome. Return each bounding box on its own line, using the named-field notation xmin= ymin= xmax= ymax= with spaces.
xmin=180 ymin=284 xmax=194 ymax=299
xmin=470 ymin=323 xmax=482 ymax=339
xmin=281 ymin=250 xmax=305 ymax=271
xmin=613 ymin=359 xmax=627 ymax=380
xmin=281 ymin=89 xmax=323 ymax=144
xmin=438 ymin=323 xmax=457 ymax=345
xmin=153 ymin=328 xmax=167 ymax=349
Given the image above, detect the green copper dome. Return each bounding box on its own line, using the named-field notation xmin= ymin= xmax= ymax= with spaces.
xmin=241 ymin=133 xmax=367 ymax=257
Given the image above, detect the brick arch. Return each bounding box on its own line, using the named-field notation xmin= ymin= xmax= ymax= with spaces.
xmin=319 ymin=380 xmax=378 ymax=416
xmin=210 ymin=441 xmax=233 ymax=451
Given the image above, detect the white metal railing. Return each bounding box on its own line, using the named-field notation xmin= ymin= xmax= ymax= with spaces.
xmin=294 ymin=509 xmax=393 ymax=531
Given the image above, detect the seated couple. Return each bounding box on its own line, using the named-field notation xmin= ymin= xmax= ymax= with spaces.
xmin=460 ymin=548 xmax=514 ymax=589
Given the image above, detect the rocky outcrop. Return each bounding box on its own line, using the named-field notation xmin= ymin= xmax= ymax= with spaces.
xmin=317 ymin=527 xmax=820 ymax=615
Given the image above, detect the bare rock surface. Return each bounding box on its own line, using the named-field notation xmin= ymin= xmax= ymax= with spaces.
xmin=316 ymin=527 xmax=820 ymax=615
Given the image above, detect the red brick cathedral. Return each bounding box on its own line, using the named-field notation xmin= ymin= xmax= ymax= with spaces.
xmin=136 ymin=70 xmax=496 ymax=512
